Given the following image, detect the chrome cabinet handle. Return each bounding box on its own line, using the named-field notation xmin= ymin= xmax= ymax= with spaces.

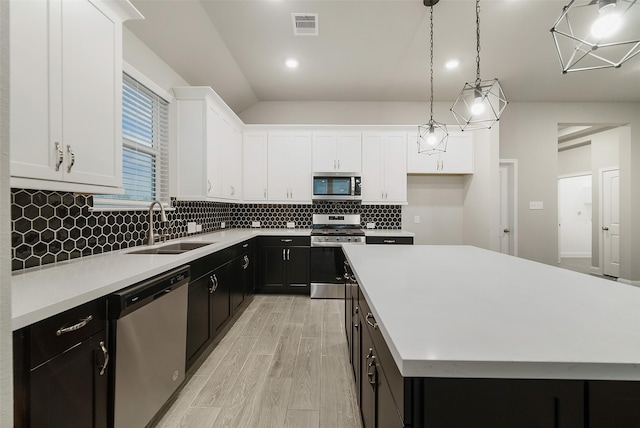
xmin=54 ymin=142 xmax=64 ymax=171
xmin=334 ymin=160 xmax=337 ymax=170
xmin=366 ymin=348 xmax=373 ymax=360
xmin=243 ymin=243 xmax=249 ymax=248
xmin=287 ymin=249 xmax=290 ymax=260
xmin=602 ymin=226 xmax=609 ymax=231
xmin=207 ymin=180 xmax=212 ymax=193
xmin=367 ymin=355 xmax=377 ymax=385
xmin=503 ymin=228 xmax=510 ymax=233
xmin=99 ymin=341 xmax=109 ymax=376
xmin=264 ymin=188 xmax=267 ymax=199
xmin=66 ymin=145 xmax=75 ymax=173
xmin=337 ymin=159 xmax=340 ymax=170
xmin=281 ymin=239 xmax=293 ymax=243
xmin=365 ymin=312 xmax=378 ymax=330
xmin=243 ymin=255 xmax=249 ymax=269
xmin=56 ymin=315 xmax=93 ymax=336
xmin=209 ymin=274 xmax=218 ymax=293
xmin=354 ymin=305 xmax=359 ymax=315
xmin=383 ymin=240 xmax=396 ymax=244
xmin=282 ymin=249 xmax=286 ymax=260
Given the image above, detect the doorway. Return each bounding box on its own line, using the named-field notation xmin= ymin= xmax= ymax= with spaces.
xmin=557 ymin=124 xmax=622 ymax=277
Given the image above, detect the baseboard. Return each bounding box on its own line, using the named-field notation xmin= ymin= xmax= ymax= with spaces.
xmin=560 ymin=253 xmax=592 ymax=258
xmin=589 ymin=266 xmax=602 ymax=275
xmin=617 ymin=278 xmax=640 ymax=288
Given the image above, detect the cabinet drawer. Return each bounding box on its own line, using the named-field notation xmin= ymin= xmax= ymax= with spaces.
xmin=366 ymin=236 xmax=413 ymax=245
xmin=359 ymin=288 xmax=405 ymax=422
xmin=259 ymin=236 xmax=310 ymax=247
xmin=28 ymin=297 xmax=107 ymax=369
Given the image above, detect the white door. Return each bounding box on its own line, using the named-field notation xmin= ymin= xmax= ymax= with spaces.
xmin=243 ymin=132 xmax=268 ymax=201
xmin=498 ymin=161 xmax=517 ymax=256
xmin=312 ymin=132 xmax=337 ymax=172
xmin=362 ymin=134 xmax=385 ymax=202
xmin=336 ymin=133 xmax=362 ymax=172
xmin=267 ymin=133 xmax=291 ymax=201
xmin=288 ymin=132 xmax=312 ymax=202
xmin=382 ymin=134 xmax=407 ymax=203
xmin=602 ymin=168 xmax=620 ymax=277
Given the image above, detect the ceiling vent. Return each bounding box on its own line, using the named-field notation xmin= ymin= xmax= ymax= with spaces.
xmin=292 ymin=13 xmax=318 ymax=36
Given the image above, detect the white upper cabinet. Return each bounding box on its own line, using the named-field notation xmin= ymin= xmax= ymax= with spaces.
xmin=174 ymin=87 xmax=243 ymax=201
xmin=362 ymin=132 xmax=407 ymax=204
xmin=407 ymin=131 xmax=474 ymax=174
xmin=10 ymin=0 xmax=142 ymax=193
xmin=243 ymin=132 xmax=268 ymax=202
xmin=267 ymin=131 xmax=312 ymax=203
xmin=312 ymin=131 xmax=362 ymax=173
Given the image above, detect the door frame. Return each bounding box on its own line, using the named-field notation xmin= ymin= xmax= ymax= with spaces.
xmin=598 ymin=166 xmax=620 ymax=278
xmin=498 ymin=159 xmax=518 ymax=256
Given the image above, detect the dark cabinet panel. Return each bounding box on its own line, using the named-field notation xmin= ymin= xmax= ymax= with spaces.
xmin=29 ymin=332 xmax=108 ymax=428
xmin=262 ymin=246 xmax=286 ymax=289
xmin=360 ymin=322 xmax=376 ymax=428
xmin=420 ymin=378 xmax=584 ymax=428
xmin=210 ymin=260 xmax=233 ymax=337
xmin=186 ymin=274 xmax=211 ymax=368
xmin=589 ymin=380 xmax=640 ymax=428
xmin=365 ymin=236 xmax=413 ymax=245
xmin=287 ymin=246 xmax=310 ymax=288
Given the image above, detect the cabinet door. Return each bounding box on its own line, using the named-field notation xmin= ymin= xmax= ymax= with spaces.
xmin=10 ymin=0 xmax=61 ymax=182
xmin=362 ymin=134 xmax=385 ymax=202
xmin=243 ymin=132 xmax=268 ymax=201
xmin=406 ymin=132 xmax=439 ymax=173
xmin=337 ymin=132 xmax=362 ymax=172
xmin=242 ymin=250 xmax=256 ymax=297
xmin=376 ymin=364 xmax=405 ymax=428
xmin=267 ymin=134 xmax=291 ymax=201
xmin=30 ymin=332 xmax=108 ymax=428
xmin=210 ymin=262 xmax=232 ymax=337
xmin=287 ymin=246 xmax=310 ymax=289
xmin=588 ymin=380 xmax=640 ymax=428
xmin=218 ymin=118 xmax=242 ymax=200
xmin=360 ymin=324 xmax=376 ymax=428
xmin=382 ymin=135 xmax=407 ymax=203
xmin=421 ymin=378 xmax=584 ymax=428
xmin=288 ymin=133 xmax=312 ymax=202
xmin=312 ymin=132 xmax=338 ymax=172
xmin=440 ymin=133 xmax=474 ymax=174
xmin=231 ymin=256 xmax=245 ymax=313
xmin=61 ymin=0 xmax=120 ymax=187
xmin=206 ymin=105 xmax=221 ymax=197
xmin=186 ymin=275 xmax=211 ymax=369
xmin=261 ymin=246 xmax=286 ymax=289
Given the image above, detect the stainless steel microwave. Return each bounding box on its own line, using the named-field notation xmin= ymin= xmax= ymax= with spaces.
xmin=312 ymin=173 xmax=362 ymax=201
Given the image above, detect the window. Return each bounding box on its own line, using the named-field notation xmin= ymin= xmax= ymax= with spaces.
xmin=96 ymin=72 xmax=169 ymax=206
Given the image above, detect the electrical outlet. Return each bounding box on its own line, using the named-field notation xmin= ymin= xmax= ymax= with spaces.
xmin=196 ymin=224 xmax=202 ymax=232
xmin=366 ymin=222 xmax=376 ymax=229
xmin=414 ymin=215 xmax=421 ymax=224
xmin=251 ymin=221 xmax=261 ymax=228
xmin=529 ymin=201 xmax=544 ymax=210
xmin=187 ymin=222 xmax=197 ymax=233
xmin=220 ymin=222 xmax=226 ymax=229
xmin=286 ymin=221 xmax=295 ymax=229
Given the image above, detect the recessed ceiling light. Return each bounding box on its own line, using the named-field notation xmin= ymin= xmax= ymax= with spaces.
xmin=445 ymin=59 xmax=460 ymax=69
xmin=285 ymin=58 xmax=299 ymax=69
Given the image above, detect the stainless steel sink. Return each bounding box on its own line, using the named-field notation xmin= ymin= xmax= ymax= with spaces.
xmin=127 ymin=241 xmax=216 ymax=255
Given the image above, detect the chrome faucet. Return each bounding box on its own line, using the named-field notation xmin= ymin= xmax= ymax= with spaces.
xmin=146 ymin=200 xmax=168 ymax=245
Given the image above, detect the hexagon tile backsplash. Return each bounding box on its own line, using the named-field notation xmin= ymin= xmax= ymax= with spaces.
xmin=11 ymin=188 xmax=402 ymax=271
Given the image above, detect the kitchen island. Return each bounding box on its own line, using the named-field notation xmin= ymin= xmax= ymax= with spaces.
xmin=343 ymin=245 xmax=640 ymax=428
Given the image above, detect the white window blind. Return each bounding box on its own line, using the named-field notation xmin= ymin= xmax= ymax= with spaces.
xmin=97 ymin=72 xmax=169 ymax=204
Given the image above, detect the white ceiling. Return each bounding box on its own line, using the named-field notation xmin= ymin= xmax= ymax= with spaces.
xmin=125 ymin=0 xmax=640 ymax=115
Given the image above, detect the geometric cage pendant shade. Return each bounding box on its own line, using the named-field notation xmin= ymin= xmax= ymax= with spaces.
xmin=450 ymin=78 xmax=508 ymax=131
xmin=550 ymin=0 xmax=640 ymax=73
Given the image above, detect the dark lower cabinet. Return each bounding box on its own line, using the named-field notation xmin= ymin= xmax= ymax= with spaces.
xmin=187 ymin=239 xmax=256 ymax=370
xmin=13 ymin=297 xmax=108 ymax=428
xmin=258 ymin=236 xmax=310 ymax=294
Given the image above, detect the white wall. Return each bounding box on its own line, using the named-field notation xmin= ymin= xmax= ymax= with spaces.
xmin=558 ymin=175 xmax=592 ymax=258
xmin=1 ymin=0 xmax=13 ymax=424
xmin=402 ymin=175 xmax=465 ymax=245
xmin=558 ymin=144 xmax=590 ymax=176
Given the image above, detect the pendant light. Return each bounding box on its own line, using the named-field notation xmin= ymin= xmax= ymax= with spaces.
xmin=417 ymin=0 xmax=448 ymax=155
xmin=450 ymin=0 xmax=507 ymax=131
xmin=551 ymin=0 xmax=640 ymax=73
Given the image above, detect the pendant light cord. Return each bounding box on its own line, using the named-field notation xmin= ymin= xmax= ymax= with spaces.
xmin=475 ymin=0 xmax=481 ymax=87
xmin=429 ymin=5 xmax=434 ymax=121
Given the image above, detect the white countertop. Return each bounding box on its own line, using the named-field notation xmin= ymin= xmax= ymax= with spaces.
xmin=343 ymin=245 xmax=640 ymax=380
xmin=12 ymin=228 xmax=311 ymax=330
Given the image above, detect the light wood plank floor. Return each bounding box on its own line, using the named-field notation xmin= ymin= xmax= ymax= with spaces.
xmin=156 ymin=295 xmax=363 ymax=428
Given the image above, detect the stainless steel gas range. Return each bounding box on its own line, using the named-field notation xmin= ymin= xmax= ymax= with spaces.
xmin=310 ymin=214 xmax=365 ymax=299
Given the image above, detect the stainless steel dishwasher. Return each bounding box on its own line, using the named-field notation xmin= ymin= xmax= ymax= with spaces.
xmin=109 ymin=265 xmax=190 ymax=428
